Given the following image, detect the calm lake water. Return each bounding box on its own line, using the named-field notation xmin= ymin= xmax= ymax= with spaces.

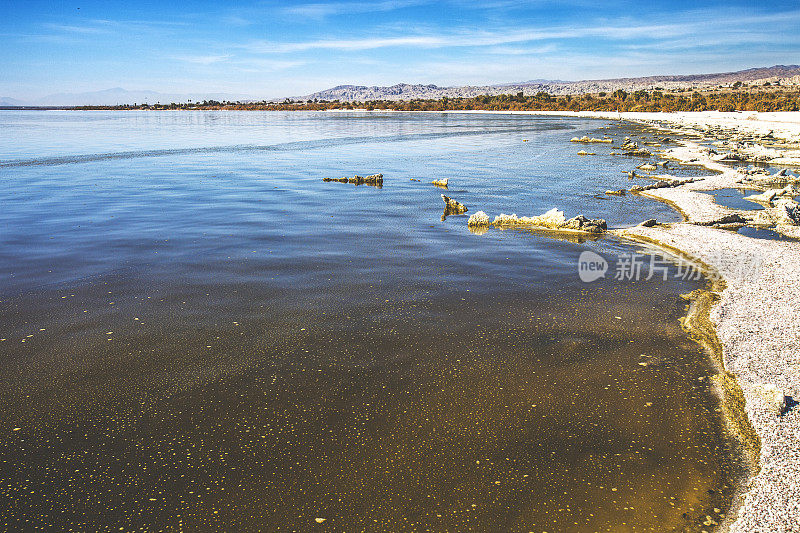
xmin=0 ymin=111 xmax=740 ymax=531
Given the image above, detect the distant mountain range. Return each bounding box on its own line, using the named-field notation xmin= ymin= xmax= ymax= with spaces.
xmin=2 ymin=65 xmax=799 ymax=107
xmin=0 ymin=97 xmax=25 ymax=106
xmin=0 ymin=88 xmax=253 ymax=107
xmin=298 ymin=65 xmax=800 ymax=102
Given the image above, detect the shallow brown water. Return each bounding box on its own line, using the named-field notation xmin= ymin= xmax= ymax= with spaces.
xmin=0 ymin=273 xmax=739 ymax=532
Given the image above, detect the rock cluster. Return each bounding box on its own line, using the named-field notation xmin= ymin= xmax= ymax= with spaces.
xmin=570 ymin=136 xmax=613 ymax=144
xmin=441 ymin=194 xmax=467 ymax=214
xmin=744 ymin=185 xmax=798 ymax=206
xmin=630 ymin=177 xmax=699 ymax=192
xmin=323 ymin=173 xmax=383 ymax=186
xmin=468 ymin=208 xmax=607 ymax=234
xmin=695 ymin=213 xmax=750 ymax=229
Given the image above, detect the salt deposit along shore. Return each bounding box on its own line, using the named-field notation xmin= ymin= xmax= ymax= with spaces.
xmin=560 ymin=112 xmax=800 ymax=532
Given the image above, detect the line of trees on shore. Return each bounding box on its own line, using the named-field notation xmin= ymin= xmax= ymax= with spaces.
xmin=72 ymin=88 xmax=800 ymax=112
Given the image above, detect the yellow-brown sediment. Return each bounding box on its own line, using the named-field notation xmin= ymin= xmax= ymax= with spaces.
xmin=617 ymin=230 xmax=761 ymax=473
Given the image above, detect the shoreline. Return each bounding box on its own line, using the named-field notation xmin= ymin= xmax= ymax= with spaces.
xmin=396 ymin=107 xmax=799 ymax=529
xmin=452 ymin=109 xmax=799 ymax=530
xmin=602 ymin=113 xmax=800 ymax=532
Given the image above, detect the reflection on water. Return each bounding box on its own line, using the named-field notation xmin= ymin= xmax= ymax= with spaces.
xmin=700 ymin=188 xmax=765 ymax=211
xmin=0 ymin=111 xmax=742 ymax=531
xmin=738 ymin=225 xmax=798 ymax=241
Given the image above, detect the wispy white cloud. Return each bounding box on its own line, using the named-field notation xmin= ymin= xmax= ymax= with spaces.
xmin=231 ymin=58 xmax=308 ymax=71
xmin=236 ymin=8 xmax=800 ymax=56
xmin=238 ymin=24 xmax=684 ymax=55
xmin=41 ymin=23 xmax=113 ymax=35
xmin=173 ymin=54 xmax=232 ymax=65
xmin=242 ymin=35 xmax=443 ymax=53
xmin=281 ymin=0 xmax=426 ymax=19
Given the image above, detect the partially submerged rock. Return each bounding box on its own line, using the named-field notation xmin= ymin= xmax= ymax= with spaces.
xmin=624 ymin=148 xmax=653 ymax=157
xmin=630 ymin=177 xmax=698 ymax=192
xmin=776 ymin=198 xmax=800 ymax=225
xmin=640 ymin=219 xmax=658 ymax=227
xmin=744 ymin=185 xmax=797 ymax=206
xmin=605 ymin=189 xmax=626 ymax=196
xmin=570 ymin=136 xmax=613 ymax=144
xmin=441 ymin=194 xmax=467 ymax=214
xmin=323 ymin=173 xmax=383 ymax=186
xmin=431 ymin=178 xmax=449 ymax=188
xmin=695 ymin=213 xmax=749 ymax=229
xmin=711 ymin=152 xmax=746 ymax=162
xmin=577 ymin=150 xmax=596 ymax=156
xmin=362 ymin=173 xmax=383 ymax=184
xmin=468 ymin=208 xmax=607 ymax=234
xmin=623 ymin=170 xmax=638 ymax=179
xmin=637 ymin=163 xmax=657 ymax=171
xmin=467 ymin=210 xmax=491 ymax=227
xmin=745 ymin=189 xmax=779 ymax=205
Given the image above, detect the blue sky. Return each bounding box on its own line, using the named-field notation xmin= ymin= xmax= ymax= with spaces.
xmin=2 ymin=0 xmax=799 ymax=99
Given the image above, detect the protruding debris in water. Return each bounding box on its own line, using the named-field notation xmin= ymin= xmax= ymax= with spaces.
xmin=467 ymin=208 xmax=607 ymax=234
xmin=323 ymin=173 xmax=383 ymax=186
xmin=441 ymin=194 xmax=468 ymax=214
xmin=570 ymin=136 xmax=612 ymax=144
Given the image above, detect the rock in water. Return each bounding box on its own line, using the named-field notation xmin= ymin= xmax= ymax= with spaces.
xmin=571 ymin=136 xmax=612 ymax=144
xmin=323 ymin=173 xmax=383 ymax=186
xmin=431 ymin=178 xmax=449 ymax=188
xmin=630 ymin=177 xmax=698 ymax=192
xmin=695 ymin=214 xmax=749 ymax=227
xmin=563 ymin=214 xmax=608 ymax=233
xmin=477 ymin=208 xmax=607 ymax=234
xmin=467 ymin=211 xmax=491 ymax=227
xmin=363 ymin=173 xmax=383 ymax=185
xmin=441 ymin=194 xmax=468 ymax=214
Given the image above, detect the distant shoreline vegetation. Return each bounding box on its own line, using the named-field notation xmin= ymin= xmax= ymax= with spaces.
xmin=6 ymin=86 xmax=800 ymax=113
